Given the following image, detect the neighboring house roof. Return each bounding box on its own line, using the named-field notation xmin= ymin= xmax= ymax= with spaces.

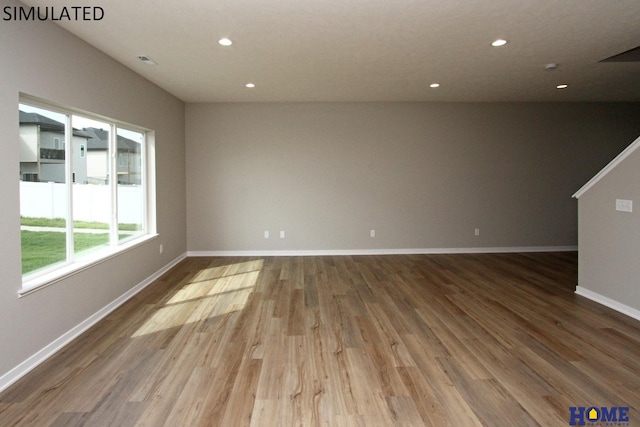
xmin=19 ymin=110 xmax=92 ymax=138
xmin=83 ymin=127 xmax=139 ymax=152
xmin=18 ymin=111 xmax=138 ymax=150
xmin=19 ymin=111 xmax=63 ymax=131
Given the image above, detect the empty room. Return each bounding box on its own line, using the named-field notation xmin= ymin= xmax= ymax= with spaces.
xmin=1 ymin=0 xmax=640 ymax=425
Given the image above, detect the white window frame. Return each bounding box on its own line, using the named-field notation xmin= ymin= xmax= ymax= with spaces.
xmin=19 ymin=94 xmax=157 ymax=296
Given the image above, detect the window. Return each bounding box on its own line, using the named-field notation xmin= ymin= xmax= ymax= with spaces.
xmin=19 ymin=96 xmax=155 ymax=293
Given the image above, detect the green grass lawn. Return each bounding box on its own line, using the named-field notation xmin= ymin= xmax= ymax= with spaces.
xmin=21 ymin=230 xmax=128 ymax=275
xmin=21 ymin=217 xmax=142 ymax=275
xmin=21 ymin=217 xmax=141 ymax=231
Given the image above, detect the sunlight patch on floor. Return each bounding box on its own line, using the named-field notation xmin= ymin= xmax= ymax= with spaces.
xmin=132 ymin=259 xmax=264 ymax=337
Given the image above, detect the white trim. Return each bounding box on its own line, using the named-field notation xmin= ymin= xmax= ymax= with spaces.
xmin=573 ymin=134 xmax=640 ymax=199
xmin=187 ymin=246 xmax=577 ymax=257
xmin=575 ymin=286 xmax=640 ymax=322
xmin=0 ymin=252 xmax=187 ymax=394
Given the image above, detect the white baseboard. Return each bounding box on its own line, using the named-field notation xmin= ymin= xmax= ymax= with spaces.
xmin=575 ymin=286 xmax=640 ymax=322
xmin=0 ymin=252 xmax=187 ymax=394
xmin=187 ymin=246 xmax=577 ymax=257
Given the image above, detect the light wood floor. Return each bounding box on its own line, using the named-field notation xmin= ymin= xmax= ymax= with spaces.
xmin=2 ymin=253 xmax=640 ymax=426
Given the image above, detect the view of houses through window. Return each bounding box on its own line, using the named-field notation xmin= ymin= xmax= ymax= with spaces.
xmin=19 ymin=100 xmax=148 ymax=280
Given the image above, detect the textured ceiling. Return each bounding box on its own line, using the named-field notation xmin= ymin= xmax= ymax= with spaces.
xmin=20 ymin=0 xmax=640 ymax=102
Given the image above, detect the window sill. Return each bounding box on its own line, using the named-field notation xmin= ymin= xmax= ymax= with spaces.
xmin=19 ymin=233 xmax=158 ymax=298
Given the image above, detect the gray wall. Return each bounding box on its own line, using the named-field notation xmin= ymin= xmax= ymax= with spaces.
xmin=0 ymin=0 xmax=186 ymax=382
xmin=577 ymin=141 xmax=640 ymax=313
xmin=186 ymin=102 xmax=640 ymax=252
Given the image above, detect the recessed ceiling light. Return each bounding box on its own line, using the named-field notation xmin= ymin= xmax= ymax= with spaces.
xmin=556 ymin=84 xmax=569 ymax=89
xmin=491 ymin=39 xmax=508 ymax=47
xmin=218 ymin=38 xmax=233 ymax=46
xmin=245 ymin=83 xmax=255 ymax=88
xmin=430 ymin=83 xmax=440 ymax=88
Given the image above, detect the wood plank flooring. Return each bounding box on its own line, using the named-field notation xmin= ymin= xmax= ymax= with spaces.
xmin=2 ymin=252 xmax=640 ymax=426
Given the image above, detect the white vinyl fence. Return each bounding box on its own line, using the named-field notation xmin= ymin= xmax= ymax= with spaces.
xmin=20 ymin=181 xmax=143 ymax=224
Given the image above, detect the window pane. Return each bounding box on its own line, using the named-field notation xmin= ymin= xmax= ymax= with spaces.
xmin=20 ymin=96 xmax=153 ymax=287
xmin=72 ymin=115 xmax=111 ymax=257
xmin=117 ymin=128 xmax=145 ymax=241
xmin=19 ymin=104 xmax=69 ymax=275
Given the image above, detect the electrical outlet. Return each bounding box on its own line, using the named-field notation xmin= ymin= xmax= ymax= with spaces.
xmin=474 ymin=228 xmax=480 ymax=236
xmin=370 ymin=229 xmax=376 ymax=238
xmin=616 ymin=199 xmax=633 ymax=213
xmin=280 ymin=231 xmax=285 ymax=239
xmin=264 ymin=231 xmax=270 ymax=239
xmin=159 ymin=244 xmax=163 ymax=253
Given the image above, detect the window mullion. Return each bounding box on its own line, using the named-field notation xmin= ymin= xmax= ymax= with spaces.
xmin=140 ymin=133 xmax=147 ymax=234
xmin=110 ymin=124 xmax=118 ymax=245
xmin=64 ymin=114 xmax=74 ymax=262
